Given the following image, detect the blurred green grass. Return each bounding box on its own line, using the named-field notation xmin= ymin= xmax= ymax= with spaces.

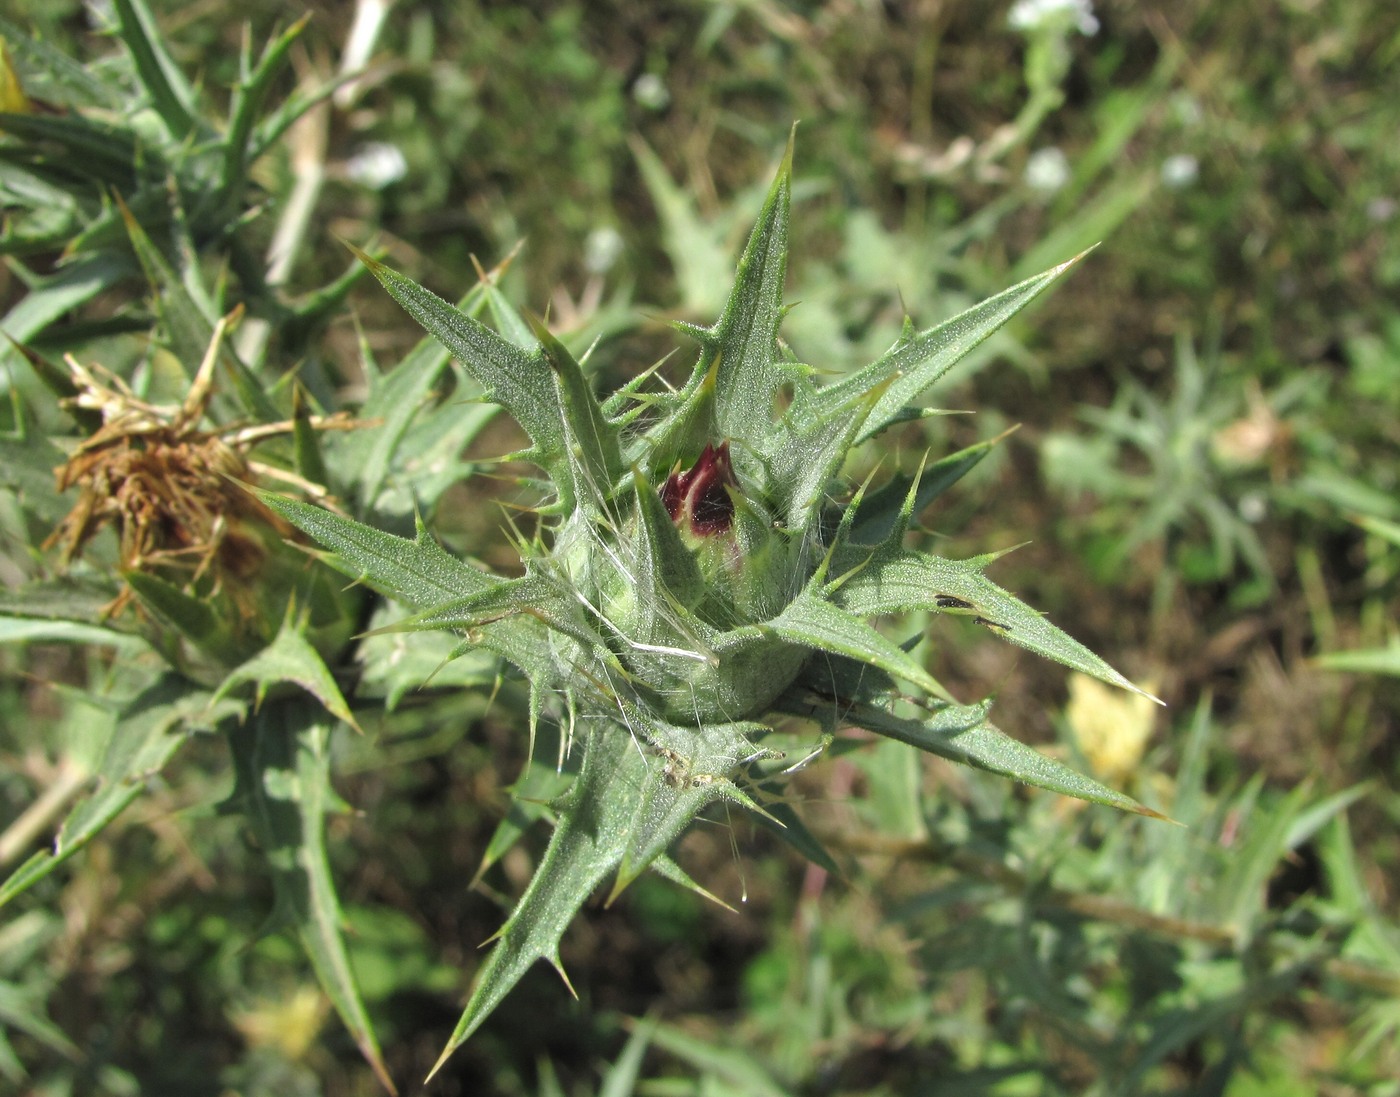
xmin=3 ymin=0 xmax=1398 ymax=1093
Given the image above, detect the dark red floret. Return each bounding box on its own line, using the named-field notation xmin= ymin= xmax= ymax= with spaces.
xmin=660 ymin=441 xmax=736 ymax=536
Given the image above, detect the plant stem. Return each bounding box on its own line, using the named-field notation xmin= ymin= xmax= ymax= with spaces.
xmin=0 ymin=760 xmax=89 ymax=868
xmin=813 ymin=827 xmax=1400 ymax=998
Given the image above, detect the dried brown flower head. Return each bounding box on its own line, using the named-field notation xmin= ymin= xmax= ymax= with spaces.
xmin=46 ymin=312 xmax=353 ymax=616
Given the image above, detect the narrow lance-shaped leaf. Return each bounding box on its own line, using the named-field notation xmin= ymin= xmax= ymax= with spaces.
xmin=224 ymin=697 xmax=396 ymax=1093
xmin=351 ymin=308 xmax=452 ymax=509
xmin=124 ymin=570 xmax=245 ymax=667
xmin=256 ymin=492 xmax=496 ymax=606
xmin=480 ymin=272 xmax=539 ymax=353
xmin=773 ymin=377 xmax=887 ymax=533
xmin=607 ymin=700 xmax=774 ymax=897
xmin=828 ymin=544 xmax=1160 ymax=703
xmin=628 ymin=466 xmax=708 ymax=637
xmin=694 ymin=130 xmax=794 ymax=451
xmin=811 ymin=695 xmax=1164 ymax=817
xmin=848 ymin=433 xmax=1004 ymax=545
xmin=432 ymin=713 xmax=761 ymax=1081
xmin=429 ymin=724 xmax=646 ymax=1079
xmin=471 ymin=760 xmax=576 ymax=885
xmin=257 ymin=491 xmax=560 ymax=682
xmin=816 ymin=250 xmax=1092 ymax=443
xmin=349 ymin=248 xmax=600 ymax=507
xmin=291 ymin=386 xmax=332 ymax=490
xmin=219 ymin=15 xmax=309 ymax=215
xmin=387 ymin=571 xmax=614 ymax=666
xmin=112 ymin=0 xmax=200 ymax=140
xmin=761 ymin=590 xmax=951 ymax=703
xmin=526 ymin=312 xmax=623 ymax=515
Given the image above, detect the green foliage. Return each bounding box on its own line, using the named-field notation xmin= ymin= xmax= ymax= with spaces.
xmin=1041 ymin=330 xmax=1285 ymax=601
xmin=1 ymin=1 xmax=1397 ymax=1094
xmin=620 ymin=703 xmax=1394 ymax=1095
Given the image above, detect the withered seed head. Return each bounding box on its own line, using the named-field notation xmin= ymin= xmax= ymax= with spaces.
xmin=44 ymin=323 xmax=327 ymax=616
xmin=48 ymin=429 xmax=292 ymax=594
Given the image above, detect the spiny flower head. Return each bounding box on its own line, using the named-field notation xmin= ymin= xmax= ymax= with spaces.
xmin=260 ymin=132 xmax=1162 ymax=1079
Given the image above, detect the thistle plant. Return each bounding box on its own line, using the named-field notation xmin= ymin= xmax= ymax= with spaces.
xmin=1 ymin=6 xmax=399 ymax=1088
xmin=262 ymin=133 xmax=1162 ymax=1078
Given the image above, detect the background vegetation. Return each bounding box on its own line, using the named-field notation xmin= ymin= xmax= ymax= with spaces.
xmin=2 ymin=0 xmax=1397 ymax=1094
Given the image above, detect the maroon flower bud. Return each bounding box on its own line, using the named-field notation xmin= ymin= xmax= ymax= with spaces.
xmin=660 ymin=441 xmax=737 ymax=537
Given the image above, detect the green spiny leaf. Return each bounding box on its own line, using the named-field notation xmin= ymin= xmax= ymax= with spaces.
xmin=480 ymin=273 xmax=538 ymax=352
xmin=836 ymin=696 xmax=1163 ymax=816
xmin=817 ymin=252 xmax=1091 ymax=443
xmin=388 ymin=571 xmax=613 ymax=666
xmin=124 ymin=570 xmax=244 ymax=667
xmin=762 ymin=590 xmax=950 ymax=702
xmin=848 ymin=434 xmax=1004 ymax=545
xmin=773 ymin=375 xmax=886 ymax=533
xmin=256 ymin=493 xmax=496 ymax=606
xmin=350 ymin=248 xmax=601 ymax=506
xmin=212 ymin=609 xmax=358 ymax=730
xmin=629 ymin=466 xmax=707 ymax=624
xmin=112 ymin=0 xmax=200 ymax=141
xmin=291 ymin=387 xmax=332 ymax=490
xmin=349 ymin=331 xmax=449 ymax=508
xmin=828 ymin=544 xmax=1159 ymax=702
xmin=220 ymin=15 xmax=309 ymax=214
xmin=225 ymin=697 xmax=395 ymax=1093
xmin=646 ymin=855 xmax=736 ymax=911
xmin=472 ymin=760 xmax=577 ymax=885
xmin=429 ymin=724 xmax=643 ymax=1078
xmin=526 ymin=311 xmax=623 ymax=514
xmin=608 ymin=699 xmax=774 ymax=896
xmin=691 ymin=130 xmax=794 ymax=452
xmin=258 ymin=492 xmax=561 ymax=683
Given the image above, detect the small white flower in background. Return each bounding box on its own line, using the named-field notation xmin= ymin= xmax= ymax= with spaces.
xmin=1366 ymin=197 xmax=1397 ymax=223
xmin=1025 ymin=146 xmax=1071 ymax=193
xmin=1238 ymin=493 xmax=1267 ymax=523
xmin=583 ymin=226 xmax=625 ymax=275
xmin=1009 ymin=0 xmax=1099 ymax=36
xmin=632 ymin=73 xmax=670 ymax=111
xmin=1161 ymin=154 xmax=1200 ymax=189
xmin=345 ymin=142 xmax=408 ymax=190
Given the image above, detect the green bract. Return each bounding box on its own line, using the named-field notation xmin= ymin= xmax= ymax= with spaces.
xmin=262 ymin=133 xmax=1161 ymax=1079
